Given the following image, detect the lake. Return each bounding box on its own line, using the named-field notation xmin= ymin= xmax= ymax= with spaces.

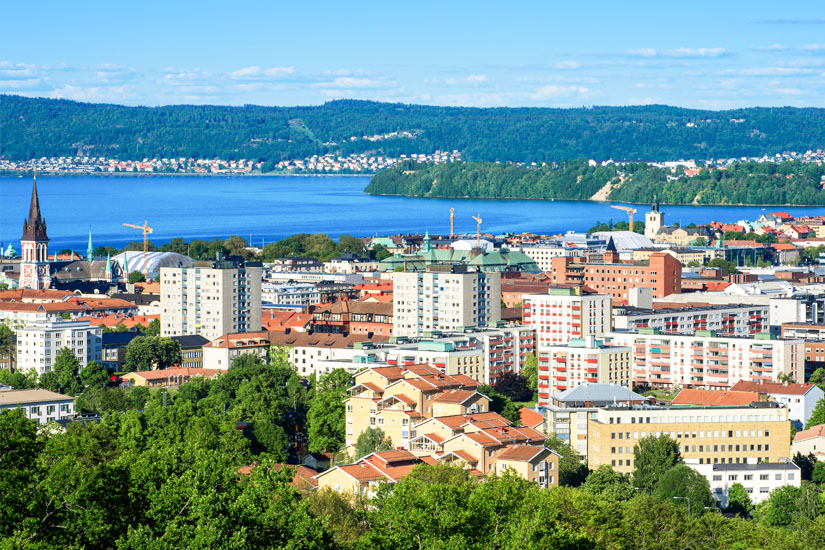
xmin=2 ymin=174 xmax=825 ymax=252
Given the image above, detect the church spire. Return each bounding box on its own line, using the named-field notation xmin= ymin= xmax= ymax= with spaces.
xmin=21 ymin=173 xmax=49 ymax=242
xmin=87 ymin=227 xmax=94 ymax=262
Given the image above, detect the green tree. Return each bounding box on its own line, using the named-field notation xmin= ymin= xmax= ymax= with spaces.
xmin=757 ymin=485 xmax=804 ymax=527
xmin=809 ymin=367 xmax=825 ymax=391
xmin=0 ymin=409 xmax=43 ymax=535
xmin=0 ymin=324 xmax=15 ymax=370
xmin=707 ymin=258 xmax=738 ymax=274
xmin=520 ymin=353 xmax=538 ymax=397
xmin=806 ymin=397 xmax=825 ymax=429
xmin=355 ymin=427 xmax=394 ymax=459
xmin=632 ymin=434 xmax=682 ymax=491
xmin=581 ymin=464 xmax=635 ymax=501
xmin=307 ymin=369 xmax=351 ymax=454
xmin=793 ymin=452 xmax=817 ymax=481
xmin=370 ymin=243 xmax=391 ymax=261
xmin=144 ymin=318 xmax=161 ymax=337
xmin=124 ymin=336 xmax=182 ymax=372
xmin=479 ymin=384 xmax=521 ymax=424
xmin=726 ymin=482 xmax=753 ymax=517
xmin=128 ymin=270 xmax=146 ymax=283
xmin=0 ymin=367 xmax=37 ymax=389
xmin=652 ymin=463 xmax=714 ymax=516
xmin=51 ymin=347 xmax=83 ymax=395
xmin=544 ymin=435 xmax=589 ymax=487
xmin=79 ymin=360 xmax=108 ymax=391
xmin=494 ymin=371 xmax=533 ymax=402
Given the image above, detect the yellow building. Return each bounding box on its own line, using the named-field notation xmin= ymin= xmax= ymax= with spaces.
xmin=344 ymin=365 xmax=484 ymax=449
xmin=314 ymin=450 xmax=427 ymax=497
xmin=587 ymin=403 xmax=792 ymax=474
xmin=632 ymin=247 xmax=717 ymax=266
xmin=493 ymin=446 xmax=559 ymax=488
xmin=122 ymin=367 xmax=222 ymax=387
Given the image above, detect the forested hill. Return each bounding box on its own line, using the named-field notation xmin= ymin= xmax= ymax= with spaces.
xmin=365 ymin=160 xmax=825 ymax=205
xmin=3 ymin=94 xmax=825 ymax=162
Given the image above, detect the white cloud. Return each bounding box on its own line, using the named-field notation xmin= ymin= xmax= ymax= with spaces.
xmin=466 ymin=74 xmax=487 ymax=83
xmin=554 ymin=60 xmax=581 ymax=69
xmin=48 ymin=84 xmax=135 ymax=102
xmin=802 ymin=43 xmax=825 ymax=51
xmin=313 ymin=76 xmax=395 ymax=89
xmin=626 ymin=47 xmax=729 ymax=58
xmin=529 ymin=85 xmax=591 ymax=100
xmin=731 ymin=67 xmax=816 ymax=76
xmin=229 ymin=66 xmax=296 ymax=80
xmin=753 ymin=44 xmax=788 ymax=51
xmin=0 ymin=78 xmax=42 ymax=90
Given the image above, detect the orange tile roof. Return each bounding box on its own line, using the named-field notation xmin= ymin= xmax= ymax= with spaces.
xmin=337 ymin=463 xmax=386 ymax=482
xmin=0 ymin=289 xmax=74 ymax=302
xmin=78 ymin=314 xmax=159 ymax=328
xmin=730 ymin=380 xmax=816 ymax=396
xmin=495 ymin=445 xmax=548 ymax=462
xmin=672 ymin=389 xmax=760 ymax=407
xmin=433 ymin=389 xmax=478 ymax=404
xmin=793 ymin=424 xmax=825 ymax=442
xmin=519 ymin=408 xmax=544 ymax=429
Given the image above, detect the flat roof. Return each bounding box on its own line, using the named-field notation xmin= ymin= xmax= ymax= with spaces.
xmin=712 ymin=462 xmax=799 ymax=471
xmin=0 ymin=388 xmax=74 ymax=406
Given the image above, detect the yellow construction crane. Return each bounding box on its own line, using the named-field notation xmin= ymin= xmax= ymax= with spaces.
xmin=122 ymin=220 xmax=153 ymax=276
xmin=610 ymin=205 xmax=637 ymax=230
xmin=472 ymin=214 xmax=483 ymax=247
xmin=450 ymin=208 xmax=455 ymax=237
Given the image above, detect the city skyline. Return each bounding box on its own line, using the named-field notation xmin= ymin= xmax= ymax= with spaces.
xmin=1 ymin=1 xmax=824 ymax=109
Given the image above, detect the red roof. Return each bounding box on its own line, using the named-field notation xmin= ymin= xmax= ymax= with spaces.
xmin=772 ymin=243 xmax=799 ymax=251
xmin=672 ymin=389 xmax=760 ymax=407
xmin=730 ymin=380 xmax=815 ymax=396
xmin=519 ymin=408 xmax=544 ymax=429
xmin=793 ymin=424 xmax=825 ymax=442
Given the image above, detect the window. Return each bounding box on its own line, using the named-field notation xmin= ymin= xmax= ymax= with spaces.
xmin=712 ymin=475 xmax=722 ymax=481
xmin=760 ymin=474 xmax=769 ymax=480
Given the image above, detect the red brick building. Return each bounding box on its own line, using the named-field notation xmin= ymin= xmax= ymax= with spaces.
xmin=311 ymin=300 xmax=394 ymax=336
xmin=547 ymin=251 xmax=681 ymax=301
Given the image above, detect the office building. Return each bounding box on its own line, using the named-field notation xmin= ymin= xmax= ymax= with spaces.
xmin=0 ymin=388 xmax=75 ymax=424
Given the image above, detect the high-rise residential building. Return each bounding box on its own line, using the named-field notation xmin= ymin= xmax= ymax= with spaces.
xmin=15 ymin=319 xmax=102 ymax=376
xmin=19 ymin=177 xmax=52 ymax=290
xmin=160 ymin=257 xmax=262 ymax=340
xmin=392 ymin=266 xmax=501 ymax=337
xmin=536 ymin=337 xmax=632 ymax=402
xmin=523 ymin=287 xmax=612 ymax=347
xmin=605 ymin=329 xmax=804 ymax=390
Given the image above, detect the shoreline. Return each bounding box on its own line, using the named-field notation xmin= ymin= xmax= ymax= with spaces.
xmin=363 ymin=191 xmax=825 ymax=208
xmin=0 ymin=171 xmax=375 ymax=178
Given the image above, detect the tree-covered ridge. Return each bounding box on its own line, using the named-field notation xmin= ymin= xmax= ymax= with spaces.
xmin=5 ymin=95 xmax=825 ymax=162
xmin=366 ymin=160 xmax=825 ymax=205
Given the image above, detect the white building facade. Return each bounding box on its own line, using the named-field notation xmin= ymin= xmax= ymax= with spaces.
xmin=15 ymin=319 xmax=102 ymax=376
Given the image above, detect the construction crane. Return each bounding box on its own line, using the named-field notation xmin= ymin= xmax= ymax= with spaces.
xmin=122 ymin=220 xmax=153 ymax=276
xmin=610 ymin=205 xmax=637 ymax=230
xmin=472 ymin=214 xmax=483 ymax=247
xmin=450 ymin=208 xmax=455 ymax=237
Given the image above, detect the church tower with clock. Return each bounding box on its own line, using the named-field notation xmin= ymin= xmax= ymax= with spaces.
xmin=20 ymin=175 xmax=51 ymax=290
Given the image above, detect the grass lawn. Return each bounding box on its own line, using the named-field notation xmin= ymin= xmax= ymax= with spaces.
xmin=513 ymin=399 xmax=538 ymax=409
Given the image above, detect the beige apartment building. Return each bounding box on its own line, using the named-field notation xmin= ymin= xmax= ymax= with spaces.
xmin=160 ymin=257 xmax=262 ymax=340
xmin=392 ymin=267 xmax=501 ymax=337
xmin=587 ymin=403 xmax=792 ymax=474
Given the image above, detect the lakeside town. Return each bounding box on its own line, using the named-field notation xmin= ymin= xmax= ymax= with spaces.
xmin=4 ymin=174 xmax=825 ymax=516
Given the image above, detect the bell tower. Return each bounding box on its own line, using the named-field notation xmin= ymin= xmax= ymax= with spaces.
xmin=644 ymin=196 xmax=664 ymax=241
xmin=20 ymin=174 xmax=51 ymax=290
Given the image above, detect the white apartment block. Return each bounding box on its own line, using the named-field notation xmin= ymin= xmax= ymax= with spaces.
xmin=537 ymin=337 xmax=632 ymax=404
xmin=15 ymin=319 xmax=102 ymax=376
xmin=523 ymin=288 xmax=612 ymax=348
xmin=605 ymin=329 xmax=804 ymax=390
xmin=613 ymin=304 xmax=769 ymax=336
xmin=161 ymin=258 xmax=262 ymax=340
xmin=392 ymin=268 xmax=501 ymax=337
xmin=0 ymin=388 xmax=76 ymax=424
xmin=687 ymin=460 xmax=801 ymax=506
xmin=261 ymin=282 xmax=319 ymax=307
xmin=520 ymin=244 xmax=583 ymax=273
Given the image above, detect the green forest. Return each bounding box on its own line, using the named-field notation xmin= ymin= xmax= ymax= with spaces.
xmin=5 ymin=352 xmax=825 ymax=549
xmin=4 ymin=95 xmax=825 ymax=163
xmin=366 ymin=160 xmax=825 ymax=205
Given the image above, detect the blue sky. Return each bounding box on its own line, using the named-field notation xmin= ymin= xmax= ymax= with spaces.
xmin=2 ymin=0 xmax=825 ymax=108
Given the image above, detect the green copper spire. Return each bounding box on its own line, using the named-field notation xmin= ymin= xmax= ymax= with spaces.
xmin=87 ymin=226 xmax=94 ymax=262
xmin=105 ymin=252 xmax=111 ymax=276
xmin=122 ymin=253 xmax=129 ymax=276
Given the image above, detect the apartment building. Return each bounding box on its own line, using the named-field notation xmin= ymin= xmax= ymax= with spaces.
xmin=160 ymin=257 xmax=262 ymax=340
xmin=311 ymin=300 xmax=393 ymax=336
xmin=613 ymin=303 xmax=769 ymax=336
xmin=547 ymin=250 xmax=681 ymax=301
xmin=536 ymin=336 xmax=632 ymax=404
xmin=687 ymin=460 xmax=801 ymax=506
xmin=0 ymin=388 xmax=75 ymax=424
xmin=523 ymin=287 xmax=612 ymax=347
xmin=201 ymin=331 xmax=271 ymax=370
xmin=261 ymin=282 xmax=319 ymax=307
xmin=392 ymin=266 xmax=501 ymax=337
xmin=15 ymin=319 xmax=102 ymax=375
xmin=587 ymin=402 xmax=792 ymax=474
xmin=520 ymin=244 xmax=583 ymax=272
xmin=605 ymin=329 xmax=804 ymax=390
xmin=344 ymin=365 xmax=483 ymax=449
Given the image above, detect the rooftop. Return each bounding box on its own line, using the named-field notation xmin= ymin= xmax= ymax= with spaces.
xmin=0 ymin=388 xmax=74 ymax=405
